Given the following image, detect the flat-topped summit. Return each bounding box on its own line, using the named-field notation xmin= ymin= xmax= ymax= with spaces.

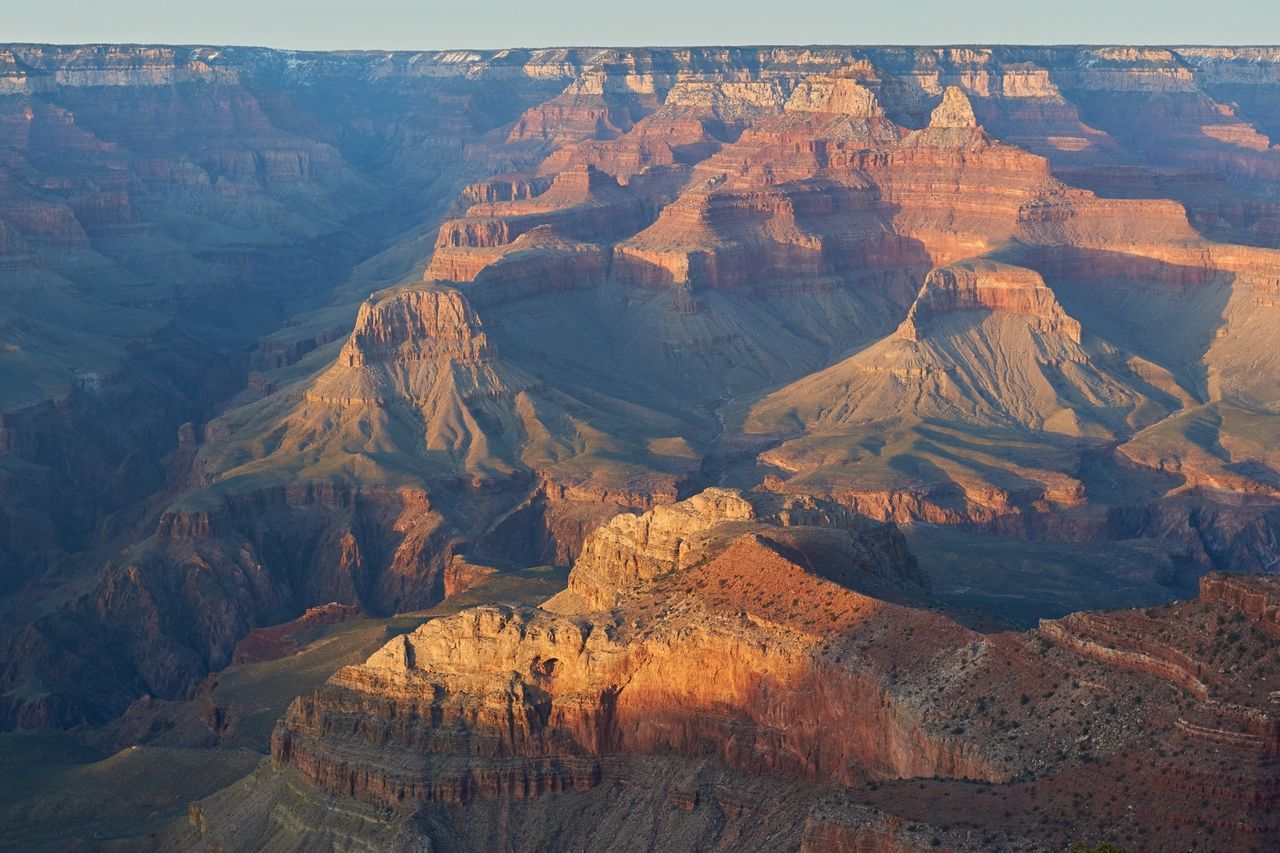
xmin=896 ymin=261 xmax=1082 ymax=343
xmin=338 ymin=286 xmax=492 ymax=369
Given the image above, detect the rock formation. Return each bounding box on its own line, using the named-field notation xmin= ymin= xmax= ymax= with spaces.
xmin=267 ymin=490 xmax=1001 ymax=816
xmin=192 ymin=499 xmax=1280 ymax=851
xmin=895 ymin=261 xmax=1082 ymax=343
xmin=4 ymin=54 xmax=1280 ymax=849
xmin=557 ymin=487 xmax=923 ymax=610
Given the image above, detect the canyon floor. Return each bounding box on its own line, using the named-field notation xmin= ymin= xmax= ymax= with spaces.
xmin=3 ymin=43 xmax=1280 ymax=851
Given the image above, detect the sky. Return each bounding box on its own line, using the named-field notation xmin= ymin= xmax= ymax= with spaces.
xmin=4 ymin=0 xmax=1278 ymax=51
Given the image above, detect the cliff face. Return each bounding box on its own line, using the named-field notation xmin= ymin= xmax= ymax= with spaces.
xmin=560 ymin=487 xmax=923 ymax=610
xmin=561 ymin=487 xmax=756 ymax=608
xmin=338 ymin=287 xmax=494 ymax=368
xmin=895 ymin=261 xmax=1081 ymax=344
xmin=203 ymin=496 xmax=1280 ymax=852
xmin=269 ymin=490 xmax=1002 ymax=815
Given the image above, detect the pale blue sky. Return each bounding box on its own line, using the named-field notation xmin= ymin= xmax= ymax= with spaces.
xmin=4 ymin=0 xmax=1277 ymax=51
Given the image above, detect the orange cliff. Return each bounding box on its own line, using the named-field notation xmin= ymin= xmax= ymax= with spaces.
xmin=337 ymin=285 xmax=494 ymax=368
xmin=895 ymin=260 xmax=1082 ymax=343
xmin=424 ymin=164 xmax=652 ymax=285
xmin=271 ymin=489 xmax=1008 ymax=808
xmin=255 ymin=488 xmax=1280 ymax=851
xmin=557 ymin=487 xmax=921 ymax=610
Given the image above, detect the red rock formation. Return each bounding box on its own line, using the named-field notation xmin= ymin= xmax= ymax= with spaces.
xmin=559 ymin=488 xmax=921 ymax=610
xmin=1198 ymin=572 xmax=1280 ymax=638
xmin=895 ymin=260 xmax=1081 ymax=343
xmin=257 ymin=485 xmax=1280 ymax=851
xmin=272 ymin=492 xmax=1001 ymax=812
xmin=230 ymin=602 xmax=362 ymax=665
xmin=442 ymin=555 xmax=500 ymax=599
xmin=436 ymin=225 xmax=607 ymax=306
xmin=337 ymin=286 xmax=493 ymax=368
xmin=505 ymin=72 xmax=639 ymax=146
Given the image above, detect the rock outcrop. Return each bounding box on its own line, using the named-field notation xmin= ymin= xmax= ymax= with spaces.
xmin=213 ymin=491 xmax=1280 ymax=851
xmin=557 ymin=487 xmax=922 ymax=610
xmin=337 ymin=287 xmax=494 ymax=369
xmin=895 ymin=261 xmax=1081 ymax=343
xmin=269 ymin=490 xmax=999 ymax=816
xmin=928 ymin=85 xmax=978 ymax=128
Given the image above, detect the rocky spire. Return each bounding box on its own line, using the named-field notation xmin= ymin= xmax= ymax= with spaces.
xmin=929 ymin=86 xmax=978 ymax=129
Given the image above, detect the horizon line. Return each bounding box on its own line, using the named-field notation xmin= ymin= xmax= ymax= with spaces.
xmin=6 ymin=41 xmax=1280 ymax=53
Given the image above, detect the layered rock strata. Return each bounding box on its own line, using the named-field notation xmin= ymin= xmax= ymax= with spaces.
xmin=8 ymin=43 xmax=1280 ymax=743
xmin=239 ymin=495 xmax=1280 ymax=851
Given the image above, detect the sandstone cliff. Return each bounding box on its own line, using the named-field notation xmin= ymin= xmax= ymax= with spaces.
xmin=197 ymin=495 xmax=1280 ymax=851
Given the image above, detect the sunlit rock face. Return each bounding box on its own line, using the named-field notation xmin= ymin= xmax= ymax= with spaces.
xmin=256 ymin=497 xmax=1280 ymax=852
